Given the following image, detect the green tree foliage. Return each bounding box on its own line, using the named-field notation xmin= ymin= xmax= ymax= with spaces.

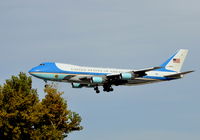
xmin=0 ymin=73 xmax=83 ymax=139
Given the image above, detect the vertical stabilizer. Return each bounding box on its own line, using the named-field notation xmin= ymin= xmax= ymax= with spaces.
xmin=160 ymin=49 xmax=188 ymax=72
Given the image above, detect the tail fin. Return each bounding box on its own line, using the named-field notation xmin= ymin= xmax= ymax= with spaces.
xmin=160 ymin=49 xmax=188 ymax=72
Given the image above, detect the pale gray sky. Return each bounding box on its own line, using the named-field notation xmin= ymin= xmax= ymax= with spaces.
xmin=0 ymin=0 xmax=200 ymax=140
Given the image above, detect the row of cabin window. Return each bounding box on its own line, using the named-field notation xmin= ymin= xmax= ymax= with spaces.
xmin=70 ymin=68 xmax=121 ymax=73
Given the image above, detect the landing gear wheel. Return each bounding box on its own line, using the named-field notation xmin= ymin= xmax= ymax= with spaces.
xmin=94 ymin=86 xmax=100 ymax=94
xmin=110 ymin=87 xmax=114 ymax=91
xmin=103 ymin=85 xmax=114 ymax=92
xmin=96 ymin=90 xmax=100 ymax=94
xmin=44 ymin=80 xmax=48 ymax=88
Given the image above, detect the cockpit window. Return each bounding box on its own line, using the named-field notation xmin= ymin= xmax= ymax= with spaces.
xmin=40 ymin=64 xmax=45 ymax=66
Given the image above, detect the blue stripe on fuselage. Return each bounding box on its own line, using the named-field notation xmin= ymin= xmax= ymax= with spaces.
xmin=143 ymin=76 xmax=175 ymax=80
xmin=30 ymin=73 xmax=67 ymax=80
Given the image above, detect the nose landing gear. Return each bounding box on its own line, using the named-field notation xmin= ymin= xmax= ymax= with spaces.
xmin=44 ymin=80 xmax=48 ymax=88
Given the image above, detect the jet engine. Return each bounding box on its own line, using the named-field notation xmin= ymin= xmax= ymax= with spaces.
xmin=120 ymin=72 xmax=135 ymax=80
xmin=72 ymin=83 xmax=95 ymax=88
xmin=72 ymin=83 xmax=83 ymax=88
xmin=90 ymin=77 xmax=105 ymax=84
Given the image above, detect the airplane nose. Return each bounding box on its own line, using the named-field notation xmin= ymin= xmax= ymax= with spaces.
xmin=29 ymin=68 xmax=34 ymax=73
xmin=28 ymin=68 xmax=35 ymax=76
xmin=28 ymin=67 xmax=40 ymax=76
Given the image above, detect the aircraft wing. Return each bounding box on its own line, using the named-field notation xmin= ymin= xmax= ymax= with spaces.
xmin=107 ymin=66 xmax=161 ymax=77
xmin=133 ymin=66 xmax=162 ymax=76
xmin=164 ymin=70 xmax=194 ymax=79
xmin=105 ymin=66 xmax=162 ymax=86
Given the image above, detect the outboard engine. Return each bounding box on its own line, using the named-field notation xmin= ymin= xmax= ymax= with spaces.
xmin=120 ymin=72 xmax=135 ymax=80
xmin=90 ymin=77 xmax=105 ymax=84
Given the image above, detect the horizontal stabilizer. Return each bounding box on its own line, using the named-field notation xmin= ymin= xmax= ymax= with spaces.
xmin=164 ymin=70 xmax=194 ymax=79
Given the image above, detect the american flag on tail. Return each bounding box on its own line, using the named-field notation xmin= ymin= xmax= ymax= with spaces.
xmin=173 ymin=58 xmax=180 ymax=63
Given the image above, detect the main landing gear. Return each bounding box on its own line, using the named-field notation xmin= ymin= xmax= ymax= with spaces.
xmin=94 ymin=86 xmax=100 ymax=94
xmin=94 ymin=85 xmax=114 ymax=94
xmin=103 ymin=85 xmax=114 ymax=92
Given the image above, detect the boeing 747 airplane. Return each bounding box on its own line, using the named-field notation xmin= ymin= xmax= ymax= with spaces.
xmin=29 ymin=49 xmax=193 ymax=93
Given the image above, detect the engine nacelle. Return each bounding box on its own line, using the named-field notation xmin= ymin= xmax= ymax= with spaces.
xmin=91 ymin=77 xmax=104 ymax=84
xmin=72 ymin=83 xmax=83 ymax=88
xmin=120 ymin=73 xmax=135 ymax=80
